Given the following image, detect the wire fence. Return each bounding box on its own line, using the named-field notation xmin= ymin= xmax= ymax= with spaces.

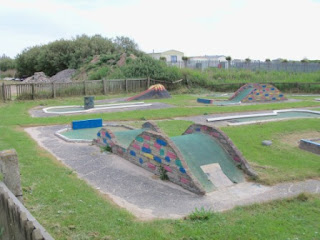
xmin=166 ymin=60 xmax=320 ymax=73
xmin=231 ymin=61 xmax=320 ymax=73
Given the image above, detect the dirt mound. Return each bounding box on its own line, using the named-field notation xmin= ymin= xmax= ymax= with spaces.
xmin=90 ymin=55 xmax=100 ymax=64
xmin=129 ymin=54 xmax=137 ymax=60
xmin=50 ymin=69 xmax=76 ymax=83
xmin=117 ymin=53 xmax=127 ymax=66
xmin=24 ymin=72 xmax=50 ymax=83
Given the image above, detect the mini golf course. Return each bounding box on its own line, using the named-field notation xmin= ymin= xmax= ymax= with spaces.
xmin=94 ymin=122 xmax=255 ymax=194
xmin=197 ymin=83 xmax=287 ymax=105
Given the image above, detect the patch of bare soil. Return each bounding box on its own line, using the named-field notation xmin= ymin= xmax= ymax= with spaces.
xmin=280 ymin=131 xmax=320 ymax=147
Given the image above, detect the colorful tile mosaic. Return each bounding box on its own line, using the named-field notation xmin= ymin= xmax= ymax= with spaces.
xmin=93 ymin=122 xmax=256 ymax=195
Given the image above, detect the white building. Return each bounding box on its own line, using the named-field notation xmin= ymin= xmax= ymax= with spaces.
xmin=149 ymin=50 xmax=184 ymax=63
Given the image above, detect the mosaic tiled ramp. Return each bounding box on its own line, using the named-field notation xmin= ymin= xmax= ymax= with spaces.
xmin=197 ymin=83 xmax=287 ymax=105
xmin=229 ymin=83 xmax=287 ymax=103
xmin=127 ymin=84 xmax=171 ymax=101
xmin=94 ymin=122 xmax=256 ymax=194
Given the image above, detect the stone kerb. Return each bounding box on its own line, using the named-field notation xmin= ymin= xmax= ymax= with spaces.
xmin=126 ymin=130 xmax=205 ymax=194
xmin=0 ymin=149 xmax=23 ymax=202
xmin=182 ymin=124 xmax=257 ymax=178
xmin=299 ymin=139 xmax=320 ymax=155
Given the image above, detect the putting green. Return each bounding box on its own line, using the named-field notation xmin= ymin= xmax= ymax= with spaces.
xmin=171 ymin=133 xmax=244 ymax=191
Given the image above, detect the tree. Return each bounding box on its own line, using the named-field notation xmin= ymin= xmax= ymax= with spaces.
xmin=0 ymin=54 xmax=16 ymax=71
xmin=15 ymin=34 xmax=124 ymax=77
xmin=265 ymin=58 xmax=271 ymax=62
xmin=245 ymin=58 xmax=251 ymax=63
xmin=301 ymin=58 xmax=308 ymax=63
xmin=113 ymin=36 xmax=141 ymax=56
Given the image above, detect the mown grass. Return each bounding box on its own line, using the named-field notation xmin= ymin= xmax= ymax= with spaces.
xmin=0 ymin=94 xmax=320 ymax=239
xmin=222 ymin=119 xmax=320 ymax=184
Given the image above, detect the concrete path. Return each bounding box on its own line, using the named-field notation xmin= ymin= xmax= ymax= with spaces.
xmin=25 ymin=125 xmax=320 ymax=220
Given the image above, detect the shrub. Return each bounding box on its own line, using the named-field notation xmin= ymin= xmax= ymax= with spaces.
xmin=187 ymin=207 xmax=215 ymax=221
xmin=89 ymin=67 xmax=110 ymax=80
xmin=0 ymin=54 xmax=16 ymax=71
xmin=15 ymin=34 xmax=141 ymax=77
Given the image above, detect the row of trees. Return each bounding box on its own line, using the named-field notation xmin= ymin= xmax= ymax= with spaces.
xmin=15 ymin=35 xmax=141 ymax=77
xmin=0 ymin=55 xmax=16 ymax=71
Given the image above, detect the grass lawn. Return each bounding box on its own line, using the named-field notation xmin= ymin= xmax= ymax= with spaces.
xmin=0 ymin=93 xmax=320 ymax=239
xmin=222 ymin=119 xmax=320 ymax=184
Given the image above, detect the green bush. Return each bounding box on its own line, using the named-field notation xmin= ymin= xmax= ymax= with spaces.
xmin=89 ymin=67 xmax=110 ymax=80
xmin=15 ymin=34 xmax=142 ymax=77
xmin=108 ymin=67 xmax=126 ymax=79
xmin=0 ymin=54 xmax=16 ymax=71
xmin=99 ymin=54 xmax=117 ymax=64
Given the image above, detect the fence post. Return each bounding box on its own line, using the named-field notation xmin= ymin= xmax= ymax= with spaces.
xmin=0 ymin=149 xmax=23 ymax=202
xmin=2 ymin=83 xmax=5 ymax=102
xmin=84 ymin=81 xmax=87 ymax=96
xmin=125 ymin=78 xmax=128 ymax=93
xmin=31 ymin=83 xmax=35 ymax=100
xmin=147 ymin=77 xmax=150 ymax=88
xmin=52 ymin=82 xmax=56 ymax=98
xmin=103 ymin=79 xmax=107 ymax=95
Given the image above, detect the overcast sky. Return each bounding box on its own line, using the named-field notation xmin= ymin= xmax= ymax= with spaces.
xmin=1 ymin=0 xmax=319 ymax=60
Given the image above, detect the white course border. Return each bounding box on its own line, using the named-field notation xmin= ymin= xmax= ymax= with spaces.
xmin=206 ymin=109 xmax=320 ymax=125
xmin=43 ymin=102 xmax=152 ymax=114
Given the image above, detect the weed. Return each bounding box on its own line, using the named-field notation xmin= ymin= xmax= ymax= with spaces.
xmin=159 ymin=166 xmax=168 ymax=180
xmin=103 ymin=145 xmax=112 ymax=153
xmin=187 ymin=207 xmax=215 ymax=221
xmin=296 ymin=193 xmax=310 ymax=202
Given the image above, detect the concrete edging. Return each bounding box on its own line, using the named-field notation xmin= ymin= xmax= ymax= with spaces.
xmin=207 ymin=109 xmax=320 ymax=123
xmin=43 ymin=102 xmax=152 ymax=114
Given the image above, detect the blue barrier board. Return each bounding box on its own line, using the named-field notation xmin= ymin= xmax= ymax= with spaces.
xmin=72 ymin=118 xmax=103 ymax=130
